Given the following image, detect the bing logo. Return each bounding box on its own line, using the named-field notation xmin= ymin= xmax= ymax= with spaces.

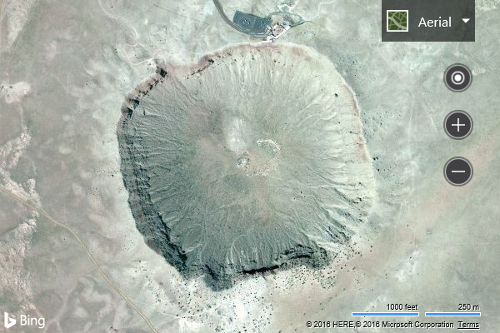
xmin=4 ymin=312 xmax=16 ymax=329
xmin=3 ymin=312 xmax=45 ymax=329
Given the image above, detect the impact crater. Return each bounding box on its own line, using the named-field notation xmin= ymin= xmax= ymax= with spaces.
xmin=117 ymin=43 xmax=375 ymax=289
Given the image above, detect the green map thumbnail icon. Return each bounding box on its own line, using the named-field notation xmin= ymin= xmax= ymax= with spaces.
xmin=387 ymin=10 xmax=408 ymax=32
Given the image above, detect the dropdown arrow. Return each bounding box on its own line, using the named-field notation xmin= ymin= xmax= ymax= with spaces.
xmin=462 ymin=18 xmax=470 ymax=23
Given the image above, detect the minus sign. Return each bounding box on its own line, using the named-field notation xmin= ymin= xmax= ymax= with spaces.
xmin=451 ymin=170 xmax=466 ymax=173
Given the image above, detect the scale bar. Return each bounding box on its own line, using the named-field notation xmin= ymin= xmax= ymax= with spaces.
xmin=425 ymin=312 xmax=481 ymax=317
xmin=352 ymin=312 xmax=419 ymax=317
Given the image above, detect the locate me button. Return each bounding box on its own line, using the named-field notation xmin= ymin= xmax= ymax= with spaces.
xmin=382 ymin=0 xmax=475 ymax=42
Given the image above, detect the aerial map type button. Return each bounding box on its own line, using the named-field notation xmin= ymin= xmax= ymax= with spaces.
xmin=444 ymin=111 xmax=473 ymax=139
xmin=444 ymin=64 xmax=472 ymax=92
xmin=382 ymin=0 xmax=475 ymax=42
xmin=386 ymin=10 xmax=408 ymax=32
xmin=444 ymin=157 xmax=473 ymax=186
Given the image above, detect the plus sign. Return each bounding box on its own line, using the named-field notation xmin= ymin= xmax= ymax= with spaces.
xmin=452 ymin=118 xmax=465 ymax=132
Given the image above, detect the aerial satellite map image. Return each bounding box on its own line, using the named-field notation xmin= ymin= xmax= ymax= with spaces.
xmin=0 ymin=0 xmax=499 ymax=332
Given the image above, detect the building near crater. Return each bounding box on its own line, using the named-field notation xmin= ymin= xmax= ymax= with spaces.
xmin=117 ymin=43 xmax=375 ymax=289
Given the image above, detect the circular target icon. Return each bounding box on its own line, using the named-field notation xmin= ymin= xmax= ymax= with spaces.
xmin=444 ymin=64 xmax=472 ymax=92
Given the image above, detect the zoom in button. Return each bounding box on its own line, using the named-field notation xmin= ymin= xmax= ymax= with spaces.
xmin=444 ymin=110 xmax=473 ymax=139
